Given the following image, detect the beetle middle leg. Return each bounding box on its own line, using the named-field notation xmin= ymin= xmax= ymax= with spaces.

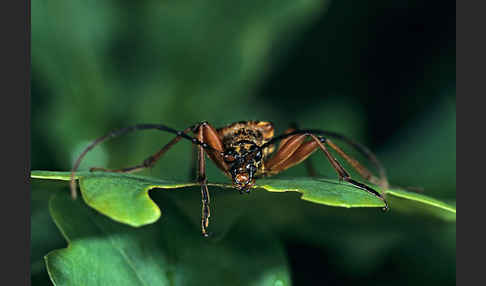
xmin=264 ymin=133 xmax=388 ymax=210
xmin=317 ymin=131 xmax=389 ymax=190
xmin=325 ymin=139 xmax=388 ymax=190
xmin=70 ymin=123 xmax=208 ymax=199
xmin=268 ymin=130 xmax=389 ymax=191
xmin=89 ymin=126 xmax=193 ymax=174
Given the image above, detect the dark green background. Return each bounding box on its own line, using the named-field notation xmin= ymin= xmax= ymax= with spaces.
xmin=32 ymin=0 xmax=455 ymax=285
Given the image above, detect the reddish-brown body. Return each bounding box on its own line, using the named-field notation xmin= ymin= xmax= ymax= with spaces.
xmin=71 ymin=120 xmax=389 ymax=237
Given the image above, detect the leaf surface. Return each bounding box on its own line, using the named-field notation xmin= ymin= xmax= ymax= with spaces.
xmin=46 ymin=192 xmax=291 ymax=286
xmin=32 ymin=170 xmax=456 ymax=227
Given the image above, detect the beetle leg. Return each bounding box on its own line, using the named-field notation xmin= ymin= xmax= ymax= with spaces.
xmin=326 ymin=139 xmax=388 ymax=190
xmin=310 ymin=135 xmax=388 ymax=211
xmin=288 ymin=123 xmax=318 ymax=177
xmin=265 ymin=134 xmax=308 ymax=170
xmin=70 ymin=123 xmax=202 ymax=199
xmin=194 ymin=122 xmax=228 ymax=174
xmin=193 ymin=122 xmax=229 ymax=237
xmin=196 ymin=131 xmax=211 ymax=238
xmin=263 ymin=133 xmax=388 ymax=211
xmin=89 ymin=127 xmax=193 ymax=174
xmin=261 ymin=129 xmax=390 ymax=190
xmin=312 ymin=130 xmax=389 ymax=190
xmin=265 ymin=137 xmax=319 ymax=175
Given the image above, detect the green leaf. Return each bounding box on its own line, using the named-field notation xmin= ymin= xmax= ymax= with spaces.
xmin=256 ymin=178 xmax=385 ymax=208
xmin=387 ymin=189 xmax=455 ymax=213
xmin=32 ymin=170 xmax=456 ymax=228
xmin=386 ymin=189 xmax=456 ymax=222
xmin=46 ymin=192 xmax=291 ymax=286
xmin=31 ymin=182 xmax=66 ymax=284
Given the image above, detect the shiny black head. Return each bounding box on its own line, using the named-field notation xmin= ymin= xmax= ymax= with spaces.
xmin=223 ymin=140 xmax=263 ymax=192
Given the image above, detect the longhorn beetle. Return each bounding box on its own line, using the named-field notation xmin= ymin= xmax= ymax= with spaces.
xmin=70 ymin=121 xmax=389 ymax=237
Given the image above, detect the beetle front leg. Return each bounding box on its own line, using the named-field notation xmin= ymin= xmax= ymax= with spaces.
xmin=193 ymin=122 xmax=229 ymax=237
xmin=196 ymin=126 xmax=211 ymax=237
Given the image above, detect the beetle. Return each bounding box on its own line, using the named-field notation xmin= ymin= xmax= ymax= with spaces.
xmin=70 ymin=121 xmax=389 ymax=237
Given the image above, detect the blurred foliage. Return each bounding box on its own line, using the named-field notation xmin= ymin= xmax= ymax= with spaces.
xmin=32 ymin=0 xmax=455 ymax=285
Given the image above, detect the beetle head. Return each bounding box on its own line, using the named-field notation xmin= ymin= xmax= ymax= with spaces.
xmin=223 ymin=141 xmax=263 ymax=192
